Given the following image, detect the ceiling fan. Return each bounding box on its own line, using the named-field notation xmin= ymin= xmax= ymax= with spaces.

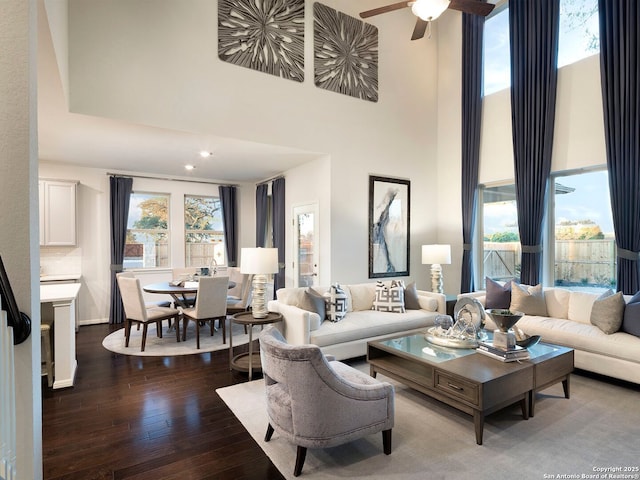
xmin=360 ymin=0 xmax=495 ymax=41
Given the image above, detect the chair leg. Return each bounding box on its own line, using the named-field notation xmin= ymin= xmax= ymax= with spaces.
xmin=174 ymin=315 xmax=181 ymax=343
xmin=222 ymin=316 xmax=227 ymax=344
xmin=196 ymin=319 xmax=201 ymax=349
xmin=141 ymin=323 xmax=149 ymax=352
xmin=209 ymin=318 xmax=215 ymax=337
xmin=294 ymin=446 xmax=307 ymax=477
xmin=382 ymin=429 xmax=392 ymax=455
xmin=156 ymin=320 xmax=163 ymax=338
xmin=182 ymin=316 xmax=188 ymax=341
xmin=125 ymin=319 xmax=132 ymax=347
xmin=265 ymin=423 xmax=274 ymax=442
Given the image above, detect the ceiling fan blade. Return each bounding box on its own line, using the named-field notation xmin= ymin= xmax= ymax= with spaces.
xmin=411 ymin=18 xmax=429 ymax=40
xmin=360 ymin=1 xmax=410 ymax=19
xmin=448 ymin=0 xmax=496 ymax=16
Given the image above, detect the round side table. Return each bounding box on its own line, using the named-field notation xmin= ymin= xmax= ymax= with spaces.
xmin=229 ymin=311 xmax=283 ymax=381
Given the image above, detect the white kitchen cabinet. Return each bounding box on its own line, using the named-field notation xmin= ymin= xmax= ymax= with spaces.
xmin=39 ymin=179 xmax=78 ymax=246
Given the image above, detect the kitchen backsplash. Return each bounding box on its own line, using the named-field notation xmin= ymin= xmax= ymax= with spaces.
xmin=40 ymin=246 xmax=82 ymax=276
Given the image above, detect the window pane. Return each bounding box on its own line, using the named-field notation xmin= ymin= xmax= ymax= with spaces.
xmin=558 ymin=0 xmax=599 ymax=68
xmin=554 ymin=170 xmax=615 ymax=292
xmin=184 ymin=195 xmax=226 ymax=268
xmin=125 ymin=193 xmax=170 ymax=269
xmin=483 ymin=7 xmax=510 ymax=96
xmin=481 ymin=184 xmax=520 ymax=285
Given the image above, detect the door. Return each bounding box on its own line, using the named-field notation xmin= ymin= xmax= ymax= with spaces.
xmin=293 ymin=203 xmax=319 ymax=287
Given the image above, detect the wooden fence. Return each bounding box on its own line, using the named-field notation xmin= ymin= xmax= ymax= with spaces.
xmin=483 ymin=239 xmax=616 ymax=286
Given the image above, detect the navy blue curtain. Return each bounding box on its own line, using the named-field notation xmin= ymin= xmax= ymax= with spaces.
xmin=109 ymin=176 xmax=133 ymax=324
xmin=256 ymin=183 xmax=269 ymax=247
xmin=219 ymin=185 xmax=238 ymax=267
xmin=509 ymin=0 xmax=560 ymax=285
xmin=599 ymin=0 xmax=640 ymax=294
xmin=460 ymin=11 xmax=485 ymax=294
xmin=272 ymin=178 xmax=285 ymax=293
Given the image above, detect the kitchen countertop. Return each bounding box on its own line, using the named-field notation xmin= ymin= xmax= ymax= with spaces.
xmin=40 ymin=283 xmax=81 ymax=303
xmin=40 ymin=274 xmax=82 ymax=282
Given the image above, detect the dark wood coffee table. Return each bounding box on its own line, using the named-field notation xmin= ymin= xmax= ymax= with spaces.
xmin=367 ymin=333 xmax=573 ymax=445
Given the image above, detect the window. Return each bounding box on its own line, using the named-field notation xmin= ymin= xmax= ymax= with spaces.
xmin=478 ymin=184 xmax=520 ymax=287
xmin=483 ymin=7 xmax=510 ymax=96
xmin=125 ymin=193 xmax=169 ymax=269
xmin=184 ymin=195 xmax=225 ymax=268
xmin=483 ymin=0 xmax=600 ymax=97
xmin=558 ymin=0 xmax=599 ymax=68
xmin=477 ymin=170 xmax=615 ymax=292
xmin=552 ymin=169 xmax=615 ymax=292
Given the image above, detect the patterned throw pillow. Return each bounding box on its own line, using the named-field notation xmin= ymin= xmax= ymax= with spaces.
xmin=372 ymin=280 xmax=406 ymax=313
xmin=324 ymin=284 xmax=348 ymax=322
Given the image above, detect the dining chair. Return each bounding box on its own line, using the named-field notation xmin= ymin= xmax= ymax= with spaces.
xmin=172 ymin=267 xmax=198 ymax=306
xmin=116 ymin=274 xmax=182 ymax=352
xmin=182 ymin=276 xmax=229 ymax=349
xmin=227 ymin=269 xmax=254 ymax=315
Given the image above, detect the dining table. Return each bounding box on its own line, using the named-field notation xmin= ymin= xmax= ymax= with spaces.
xmin=143 ymin=279 xmax=236 ymax=308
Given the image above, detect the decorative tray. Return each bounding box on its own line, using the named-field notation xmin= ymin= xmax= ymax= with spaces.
xmin=424 ymin=326 xmax=479 ymax=349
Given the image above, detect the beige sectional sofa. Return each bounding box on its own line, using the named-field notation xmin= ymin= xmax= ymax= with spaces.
xmin=460 ymin=286 xmax=640 ymax=385
xmin=267 ymin=282 xmax=446 ymax=360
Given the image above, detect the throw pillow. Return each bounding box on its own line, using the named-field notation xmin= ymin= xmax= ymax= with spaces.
xmin=509 ymin=282 xmax=548 ymax=316
xmin=404 ymin=281 xmax=421 ymax=310
xmin=300 ymin=287 xmax=326 ymax=319
xmin=590 ymin=289 xmax=625 ymax=334
xmin=324 ymin=283 xmax=348 ymax=322
xmin=372 ymin=280 xmax=406 ymax=313
xmin=622 ymin=291 xmax=640 ymax=337
xmin=485 ymin=277 xmax=512 ymax=309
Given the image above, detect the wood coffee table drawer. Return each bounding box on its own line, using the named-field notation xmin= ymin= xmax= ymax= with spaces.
xmin=435 ymin=371 xmax=479 ymax=405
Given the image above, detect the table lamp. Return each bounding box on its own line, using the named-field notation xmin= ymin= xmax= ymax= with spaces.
xmin=422 ymin=244 xmax=451 ymax=294
xmin=240 ymin=247 xmax=279 ymax=318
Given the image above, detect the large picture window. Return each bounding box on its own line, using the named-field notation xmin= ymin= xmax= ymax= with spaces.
xmin=551 ymin=169 xmax=615 ymax=292
xmin=125 ymin=192 xmax=170 ymax=269
xmin=184 ymin=195 xmax=226 ymax=268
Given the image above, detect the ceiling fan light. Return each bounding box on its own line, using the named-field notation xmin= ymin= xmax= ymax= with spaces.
xmin=411 ymin=0 xmax=450 ymax=22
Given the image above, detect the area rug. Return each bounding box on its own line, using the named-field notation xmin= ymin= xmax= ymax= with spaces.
xmin=217 ymin=364 xmax=640 ymax=480
xmin=102 ymin=317 xmax=251 ymax=356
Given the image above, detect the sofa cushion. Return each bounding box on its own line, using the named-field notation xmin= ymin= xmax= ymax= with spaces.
xmin=418 ymin=296 xmax=439 ymax=312
xmin=347 ymin=283 xmax=376 ymax=312
xmin=404 ymin=282 xmax=421 ymax=310
xmin=300 ymin=288 xmax=326 ymax=320
xmin=510 ymin=283 xmax=548 ymax=316
xmin=622 ymin=291 xmax=640 ymax=337
xmin=567 ymin=291 xmax=599 ymax=324
xmin=517 ymin=315 xmax=640 ymax=364
xmin=590 ymin=290 xmax=625 ymax=334
xmin=485 ymin=277 xmax=512 ymax=309
xmin=310 ymin=309 xmax=436 ymax=347
xmin=324 ymin=284 xmax=348 ymax=322
xmin=544 ymin=287 xmax=570 ymax=319
xmin=372 ymin=280 xmax=405 ymax=313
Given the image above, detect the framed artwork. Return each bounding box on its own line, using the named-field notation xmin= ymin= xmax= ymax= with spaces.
xmin=369 ymin=176 xmax=410 ymax=278
xmin=218 ymin=0 xmax=305 ymax=82
xmin=314 ymin=3 xmax=378 ymax=102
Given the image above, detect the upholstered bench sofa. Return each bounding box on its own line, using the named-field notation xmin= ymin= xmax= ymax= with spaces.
xmin=267 ymin=282 xmax=446 ymax=360
xmin=460 ymin=281 xmax=640 ymax=385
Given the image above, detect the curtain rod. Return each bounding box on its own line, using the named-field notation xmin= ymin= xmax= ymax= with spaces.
xmin=107 ymin=172 xmax=238 ymax=187
xmin=257 ymin=174 xmax=284 ymax=186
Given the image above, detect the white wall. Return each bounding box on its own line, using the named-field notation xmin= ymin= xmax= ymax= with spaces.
xmin=1 ymin=0 xmax=42 ymax=477
xmin=63 ymin=0 xmax=441 ymax=290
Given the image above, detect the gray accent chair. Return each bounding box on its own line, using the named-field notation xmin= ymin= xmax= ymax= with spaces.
xmin=258 ymin=326 xmax=394 ymax=477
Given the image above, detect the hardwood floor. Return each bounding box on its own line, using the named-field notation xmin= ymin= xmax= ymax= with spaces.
xmin=42 ymin=323 xmax=285 ymax=480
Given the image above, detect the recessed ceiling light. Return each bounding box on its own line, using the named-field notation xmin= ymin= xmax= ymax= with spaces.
xmin=200 ymin=151 xmax=213 ymax=158
xmin=185 ymin=165 xmax=195 ymax=170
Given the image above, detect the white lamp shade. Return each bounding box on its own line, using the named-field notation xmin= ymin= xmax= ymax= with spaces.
xmin=411 ymin=0 xmax=450 ymax=21
xmin=422 ymin=244 xmax=451 ymax=265
xmin=240 ymin=247 xmax=279 ymax=274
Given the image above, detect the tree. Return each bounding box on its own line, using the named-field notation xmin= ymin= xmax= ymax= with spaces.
xmin=486 ymin=232 xmax=520 ymax=242
xmin=184 ymin=196 xmax=220 ymax=231
xmin=560 ymin=0 xmax=599 ymax=52
xmin=133 ymin=197 xmax=168 ymax=230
